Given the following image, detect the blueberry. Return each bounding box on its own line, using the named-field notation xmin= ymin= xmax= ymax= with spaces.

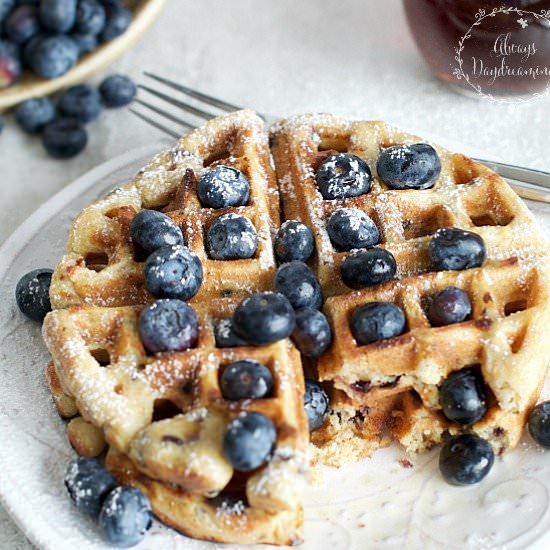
xmin=377 ymin=143 xmax=441 ymax=190
xmin=70 ymin=31 xmax=97 ymax=54
xmin=439 ymin=367 xmax=487 ymax=425
xmin=528 ymin=402 xmax=550 ymax=448
xmin=292 ymin=307 xmax=332 ymax=358
xmin=233 ymin=292 xmax=295 ymax=345
xmin=28 ymin=34 xmax=79 ymax=78
xmin=14 ymin=97 xmax=56 ymax=134
xmin=139 ymin=299 xmax=198 ymax=353
xmin=274 ymin=220 xmax=314 ymax=263
xmin=428 ymin=286 xmax=471 ymax=327
xmin=143 ymin=245 xmax=202 ymax=301
xmin=214 ymin=318 xmax=248 ymax=348
xmin=64 ymin=457 xmax=117 ymax=516
xmin=130 ymin=209 xmax=183 ymax=254
xmin=5 ymin=5 xmax=40 ymax=44
xmin=197 ymin=165 xmax=249 ymax=209
xmin=206 ymin=213 xmax=258 ymax=260
xmin=220 ymin=359 xmax=273 ymax=400
xmin=439 ymin=434 xmax=494 ymax=486
xmin=100 ymin=4 xmax=130 ymax=41
xmin=429 ymin=228 xmax=486 ymax=271
xmin=304 ymin=379 xmax=329 ymax=431
xmin=58 ymin=84 xmax=102 ymax=123
xmin=15 ymin=268 xmax=53 ymax=321
xmin=223 ymin=411 xmax=276 ymax=471
xmin=39 ymin=0 xmax=77 ymax=32
xmin=0 ymin=39 xmax=22 ymax=88
xmin=99 ymin=73 xmax=136 ymax=107
xmin=350 ymin=302 xmax=406 ymax=345
xmin=315 ymin=153 xmax=372 ymax=200
xmin=0 ymin=0 xmax=15 ymax=22
xmin=327 ymin=208 xmax=379 ymax=251
xmin=75 ymin=0 xmax=105 ymax=34
xmin=99 ymin=486 xmax=152 ymax=548
xmin=41 ymin=117 xmax=87 ymax=158
xmin=341 ymin=248 xmax=397 ymax=289
xmin=273 ymin=261 xmax=322 ymax=310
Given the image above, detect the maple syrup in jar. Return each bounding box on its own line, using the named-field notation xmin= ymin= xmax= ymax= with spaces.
xmin=403 ymin=0 xmax=550 ymax=96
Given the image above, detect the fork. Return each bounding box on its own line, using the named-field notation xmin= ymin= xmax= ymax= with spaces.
xmin=130 ymin=72 xmax=550 ymax=204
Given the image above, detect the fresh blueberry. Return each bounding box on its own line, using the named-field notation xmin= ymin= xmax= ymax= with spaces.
xmin=70 ymin=31 xmax=97 ymax=54
xmin=75 ymin=0 xmax=105 ymax=34
xmin=139 ymin=299 xmax=198 ymax=353
xmin=28 ymin=34 xmax=79 ymax=78
xmin=274 ymin=220 xmax=314 ymax=263
xmin=429 ymin=228 xmax=486 ymax=271
xmin=351 ymin=302 xmax=406 ymax=345
xmin=439 ymin=367 xmax=487 ymax=425
xmin=99 ymin=74 xmax=136 ymax=107
xmin=315 ymin=153 xmax=372 ymax=200
xmin=0 ymin=0 xmax=15 ymax=22
xmin=528 ymin=401 xmax=550 ymax=448
xmin=233 ymin=291 xmax=295 ymax=345
xmin=427 ymin=286 xmax=471 ymax=326
xmin=0 ymin=39 xmax=22 ymax=88
xmin=223 ymin=411 xmax=276 ymax=471
xmin=143 ymin=245 xmax=202 ymax=301
xmin=14 ymin=97 xmax=56 ymax=134
xmin=377 ymin=143 xmax=441 ymax=190
xmin=100 ymin=4 xmax=130 ymax=41
xmin=292 ymin=307 xmax=332 ymax=358
xmin=99 ymin=486 xmax=152 ymax=548
xmin=304 ymin=379 xmax=329 ymax=431
xmin=5 ymin=5 xmax=40 ymax=44
xmin=327 ymin=208 xmax=379 ymax=251
xmin=439 ymin=434 xmax=494 ymax=486
xmin=214 ymin=318 xmax=248 ymax=348
xmin=273 ymin=261 xmax=322 ymax=310
xmin=15 ymin=268 xmax=53 ymax=321
xmin=58 ymin=84 xmax=102 ymax=123
xmin=206 ymin=213 xmax=258 ymax=260
xmin=130 ymin=209 xmax=183 ymax=254
xmin=39 ymin=0 xmax=77 ymax=32
xmin=341 ymin=248 xmax=397 ymax=289
xmin=41 ymin=117 xmax=88 ymax=158
xmin=197 ymin=165 xmax=249 ymax=209
xmin=64 ymin=457 xmax=117 ymax=516
xmin=220 ymin=359 xmax=273 ymax=400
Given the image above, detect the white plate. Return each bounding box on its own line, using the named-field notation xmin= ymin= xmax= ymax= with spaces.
xmin=2 ymin=138 xmax=550 ymax=550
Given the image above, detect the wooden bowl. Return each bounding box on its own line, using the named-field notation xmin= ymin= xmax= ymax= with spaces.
xmin=0 ymin=0 xmax=167 ymax=111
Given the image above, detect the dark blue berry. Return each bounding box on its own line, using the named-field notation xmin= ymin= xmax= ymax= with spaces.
xmin=377 ymin=143 xmax=441 ymax=190
xmin=327 ymin=208 xmax=379 ymax=251
xmin=351 ymin=302 xmax=406 ymax=345
xmin=304 ymin=379 xmax=329 ymax=431
xmin=220 ymin=359 xmax=273 ymax=400
xmin=42 ymin=117 xmax=87 ymax=158
xmin=99 ymin=74 xmax=136 ymax=107
xmin=292 ymin=307 xmax=332 ymax=357
xmin=0 ymin=0 xmax=15 ymax=22
xmin=5 ymin=5 xmax=40 ymax=44
xmin=15 ymin=268 xmax=53 ymax=321
xmin=99 ymin=486 xmax=152 ymax=548
xmin=428 ymin=286 xmax=471 ymax=326
xmin=214 ymin=318 xmax=248 ymax=348
xmin=100 ymin=4 xmax=130 ymax=41
xmin=233 ymin=291 xmax=295 ymax=345
xmin=130 ymin=209 xmax=183 ymax=254
xmin=28 ymin=34 xmax=79 ymax=78
xmin=39 ymin=0 xmax=77 ymax=32
xmin=139 ymin=299 xmax=198 ymax=353
xmin=341 ymin=248 xmax=397 ymax=289
xmin=143 ymin=245 xmax=202 ymax=301
xmin=206 ymin=213 xmax=258 ymax=260
xmin=273 ymin=261 xmax=322 ymax=310
xmin=64 ymin=457 xmax=117 ymax=516
xmin=197 ymin=165 xmax=249 ymax=209
xmin=439 ymin=434 xmax=494 ymax=486
xmin=439 ymin=367 xmax=487 ymax=425
xmin=58 ymin=84 xmax=102 ymax=123
xmin=0 ymin=39 xmax=22 ymax=87
xmin=223 ymin=412 xmax=276 ymax=471
xmin=14 ymin=97 xmax=56 ymax=134
xmin=70 ymin=31 xmax=97 ymax=54
xmin=75 ymin=0 xmax=105 ymax=34
xmin=274 ymin=220 xmax=314 ymax=263
xmin=315 ymin=153 xmax=372 ymax=200
xmin=429 ymin=228 xmax=486 ymax=271
xmin=528 ymin=401 xmax=550 ymax=449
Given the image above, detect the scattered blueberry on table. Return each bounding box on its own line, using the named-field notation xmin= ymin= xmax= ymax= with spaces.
xmin=41 ymin=117 xmax=88 ymax=158
xmin=220 ymin=359 xmax=274 ymax=401
xmin=58 ymin=84 xmax=102 ymax=122
xmin=99 ymin=74 xmax=137 ymax=107
xmin=304 ymin=379 xmax=329 ymax=431
xmin=15 ymin=267 xmax=53 ymax=321
xmin=14 ymin=96 xmax=56 ymax=133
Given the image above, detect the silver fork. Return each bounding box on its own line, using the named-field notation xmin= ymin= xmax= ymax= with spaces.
xmin=131 ymin=72 xmax=550 ymax=204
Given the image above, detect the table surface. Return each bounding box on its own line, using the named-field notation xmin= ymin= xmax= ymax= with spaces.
xmin=1 ymin=0 xmax=549 ymax=547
